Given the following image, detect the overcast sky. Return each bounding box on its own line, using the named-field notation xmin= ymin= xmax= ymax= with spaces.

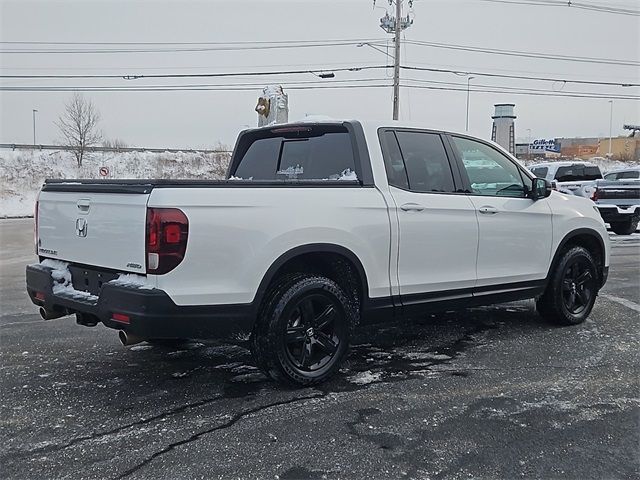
xmin=1 ymin=0 xmax=638 ymax=148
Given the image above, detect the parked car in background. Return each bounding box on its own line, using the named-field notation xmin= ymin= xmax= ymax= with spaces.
xmin=529 ymin=161 xmax=603 ymax=198
xmin=603 ymin=167 xmax=640 ymax=181
xmin=591 ymin=178 xmax=640 ymax=234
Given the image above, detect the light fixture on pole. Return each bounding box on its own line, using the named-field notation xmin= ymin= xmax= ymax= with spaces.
xmin=32 ymin=109 xmax=38 ymax=145
xmin=466 ymin=76 xmax=475 ymax=132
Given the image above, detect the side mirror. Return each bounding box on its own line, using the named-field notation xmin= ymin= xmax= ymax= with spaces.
xmin=530 ymin=178 xmax=552 ymax=200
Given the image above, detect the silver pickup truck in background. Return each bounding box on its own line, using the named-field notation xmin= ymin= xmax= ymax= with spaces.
xmin=591 ymin=179 xmax=640 ymax=235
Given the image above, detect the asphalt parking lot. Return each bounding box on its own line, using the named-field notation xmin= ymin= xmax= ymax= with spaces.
xmin=1 ymin=218 xmax=639 ymax=480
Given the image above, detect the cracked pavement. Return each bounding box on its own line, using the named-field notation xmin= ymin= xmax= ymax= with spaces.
xmin=1 ymin=218 xmax=639 ymax=479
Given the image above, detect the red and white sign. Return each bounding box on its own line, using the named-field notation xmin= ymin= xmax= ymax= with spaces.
xmin=99 ymin=167 xmax=109 ymax=177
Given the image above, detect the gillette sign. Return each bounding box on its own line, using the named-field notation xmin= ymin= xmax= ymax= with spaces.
xmin=529 ymin=139 xmax=560 ymax=154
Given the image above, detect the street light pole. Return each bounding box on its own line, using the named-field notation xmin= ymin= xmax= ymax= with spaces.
xmin=608 ymin=100 xmax=613 ymax=158
xmin=465 ymin=76 xmax=475 ymax=132
xmin=32 ymin=109 xmax=38 ymax=145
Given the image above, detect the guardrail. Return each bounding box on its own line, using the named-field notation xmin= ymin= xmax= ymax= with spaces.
xmin=0 ymin=143 xmax=231 ymax=154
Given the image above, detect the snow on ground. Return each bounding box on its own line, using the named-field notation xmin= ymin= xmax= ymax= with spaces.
xmin=522 ymin=157 xmax=639 ymax=172
xmin=0 ymin=148 xmax=230 ymax=218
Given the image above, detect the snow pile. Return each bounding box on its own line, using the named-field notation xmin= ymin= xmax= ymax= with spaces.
xmin=348 ymin=370 xmax=383 ymax=385
xmin=41 ymin=258 xmax=98 ymax=302
xmin=0 ymin=148 xmax=231 ymax=218
xmin=108 ymin=273 xmax=154 ymax=290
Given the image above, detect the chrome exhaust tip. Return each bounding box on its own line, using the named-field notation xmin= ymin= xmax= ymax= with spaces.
xmin=39 ymin=307 xmax=67 ymax=320
xmin=118 ymin=330 xmax=144 ymax=346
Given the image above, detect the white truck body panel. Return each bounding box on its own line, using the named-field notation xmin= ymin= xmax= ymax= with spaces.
xmin=149 ymin=186 xmax=392 ymax=305
xmin=37 ymin=190 xmax=150 ymax=275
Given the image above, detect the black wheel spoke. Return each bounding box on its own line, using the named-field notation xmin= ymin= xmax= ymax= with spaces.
xmin=286 ymin=326 xmax=306 ymax=344
xmin=566 ymin=290 xmax=576 ymax=310
xmin=315 ymin=332 xmax=338 ymax=354
xmin=300 ymin=299 xmax=315 ymax=325
xmin=575 ymin=270 xmax=592 ymax=286
xmin=315 ymin=305 xmax=336 ymax=330
xmin=576 ymin=289 xmax=589 ymax=307
xmin=562 ymin=279 xmax=573 ymax=291
xmin=298 ymin=341 xmax=313 ymax=367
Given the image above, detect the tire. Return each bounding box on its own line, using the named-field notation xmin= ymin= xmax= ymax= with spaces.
xmin=251 ymin=274 xmax=357 ymax=386
xmin=610 ymin=218 xmax=638 ymax=235
xmin=536 ymin=246 xmax=599 ymax=325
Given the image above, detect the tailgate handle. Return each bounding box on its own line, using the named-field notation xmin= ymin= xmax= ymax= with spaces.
xmin=77 ymin=199 xmax=91 ymax=214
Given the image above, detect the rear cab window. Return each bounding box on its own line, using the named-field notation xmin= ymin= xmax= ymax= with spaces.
xmin=554 ymin=165 xmax=602 ymax=182
xmin=231 ymin=124 xmax=359 ymax=182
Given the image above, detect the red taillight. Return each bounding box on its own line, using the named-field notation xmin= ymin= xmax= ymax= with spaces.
xmin=145 ymin=208 xmax=188 ymax=275
xmin=35 ymin=292 xmax=45 ymax=301
xmin=112 ymin=313 xmax=130 ymax=324
xmin=591 ymin=188 xmax=599 ymax=201
xmin=34 ymin=198 xmax=39 ymax=255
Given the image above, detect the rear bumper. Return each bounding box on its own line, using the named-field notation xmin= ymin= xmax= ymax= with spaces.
xmin=26 ymin=264 xmax=255 ymax=341
xmin=596 ymin=205 xmax=640 ymax=223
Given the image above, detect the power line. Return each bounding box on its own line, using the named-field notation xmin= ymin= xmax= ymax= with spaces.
xmin=473 ymin=0 xmax=640 ymax=15
xmin=2 ymin=81 xmax=637 ymax=100
xmin=400 ymin=66 xmax=640 ymax=87
xmin=0 ymin=65 xmax=390 ymax=80
xmin=0 ymin=40 xmax=385 ymax=54
xmin=2 ymin=64 xmax=636 ymax=87
xmin=405 ymin=39 xmax=639 ymax=67
xmin=0 ymin=38 xmax=387 ymax=46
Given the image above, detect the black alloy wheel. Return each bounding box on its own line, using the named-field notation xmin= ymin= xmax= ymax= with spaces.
xmin=283 ymin=294 xmax=345 ymax=373
xmin=251 ymin=274 xmax=356 ymax=386
xmin=536 ymin=245 xmax=599 ymax=325
xmin=561 ymin=257 xmax=596 ymax=316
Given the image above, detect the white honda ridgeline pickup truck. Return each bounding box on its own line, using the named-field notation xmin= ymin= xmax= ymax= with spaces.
xmin=27 ymin=121 xmax=610 ymax=386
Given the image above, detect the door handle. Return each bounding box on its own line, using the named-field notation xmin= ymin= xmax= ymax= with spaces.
xmin=478 ymin=206 xmax=498 ymax=215
xmin=77 ymin=199 xmax=91 ymax=214
xmin=400 ymin=203 xmax=425 ymax=212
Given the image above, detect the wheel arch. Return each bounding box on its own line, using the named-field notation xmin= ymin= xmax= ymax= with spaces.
xmin=547 ymin=228 xmax=606 ymax=287
xmin=252 ymin=243 xmax=370 ymax=311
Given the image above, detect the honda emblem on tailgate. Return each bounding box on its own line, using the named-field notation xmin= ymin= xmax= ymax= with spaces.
xmin=76 ymin=218 xmax=88 ymax=237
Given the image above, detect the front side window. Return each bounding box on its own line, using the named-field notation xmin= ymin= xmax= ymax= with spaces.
xmin=604 ymin=172 xmax=618 ymax=180
xmin=451 ymin=136 xmax=532 ymax=197
xmin=394 ymin=131 xmax=455 ymax=193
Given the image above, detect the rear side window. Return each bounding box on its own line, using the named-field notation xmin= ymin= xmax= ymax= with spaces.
xmin=620 ymin=170 xmax=640 ymax=179
xmin=379 ymin=130 xmax=456 ymax=193
xmin=233 ymin=126 xmax=357 ymax=181
xmin=530 ymin=166 xmax=548 ymax=179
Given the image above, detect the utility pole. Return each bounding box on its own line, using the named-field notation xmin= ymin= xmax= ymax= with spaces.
xmin=392 ymin=0 xmax=402 ymax=120
xmin=608 ymin=100 xmax=613 ymax=157
xmin=32 ymin=109 xmax=38 ymax=145
xmin=378 ymin=1 xmax=413 ymax=120
xmin=465 ymin=76 xmax=474 ymax=132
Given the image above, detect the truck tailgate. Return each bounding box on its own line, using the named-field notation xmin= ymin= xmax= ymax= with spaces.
xmin=37 ymin=189 xmax=149 ymax=273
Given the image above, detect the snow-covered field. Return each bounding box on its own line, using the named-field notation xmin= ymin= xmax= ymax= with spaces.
xmin=0 ymin=149 xmax=230 ymax=217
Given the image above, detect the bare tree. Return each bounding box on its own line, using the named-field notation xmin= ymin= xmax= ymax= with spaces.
xmin=56 ymin=93 xmax=102 ymax=166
